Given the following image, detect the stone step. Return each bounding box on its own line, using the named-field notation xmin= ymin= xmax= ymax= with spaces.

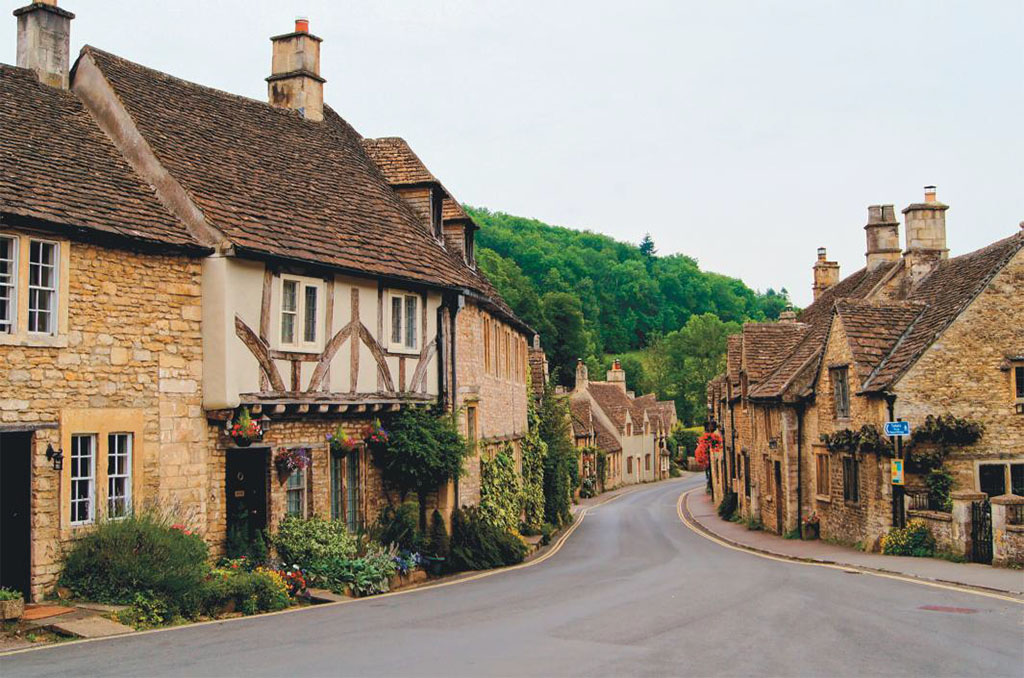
xmin=49 ymin=615 xmax=134 ymax=639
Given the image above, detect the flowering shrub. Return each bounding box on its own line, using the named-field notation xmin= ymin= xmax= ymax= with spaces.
xmin=694 ymin=431 xmax=722 ymax=468
xmin=392 ymin=550 xmax=423 ymax=575
xmin=881 ymin=520 xmax=936 ymax=557
xmin=274 ymin=447 xmax=311 ymax=475
xmin=279 ymin=565 xmax=307 ymax=596
xmin=226 ymin=407 xmax=262 ymax=444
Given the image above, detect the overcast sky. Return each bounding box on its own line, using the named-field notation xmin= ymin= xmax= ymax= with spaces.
xmin=4 ymin=1 xmax=1021 ymax=306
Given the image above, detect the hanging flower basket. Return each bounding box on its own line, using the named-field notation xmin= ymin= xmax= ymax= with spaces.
xmin=274 ymin=447 xmax=311 ymax=479
xmin=363 ymin=418 xmax=390 ymax=454
xmin=327 ymin=424 xmax=357 ymax=458
xmin=226 ymin=407 xmax=262 ymax=447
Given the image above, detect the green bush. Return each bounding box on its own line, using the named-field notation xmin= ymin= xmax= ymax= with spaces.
xmin=925 ymin=468 xmax=954 ymax=512
xmin=479 ymin=447 xmax=524 ymax=533
xmin=117 ymin=592 xmax=175 ymax=629
xmin=427 ymin=509 xmax=450 ymax=559
xmin=59 ymin=511 xmax=210 ymax=617
xmin=273 ymin=515 xmax=357 ymax=568
xmin=202 ymin=568 xmax=290 ymax=616
xmin=0 ymin=587 xmax=22 ymax=601
xmin=449 ymin=506 xmax=528 ymax=571
xmin=307 ymin=545 xmax=398 ymax=597
xmin=882 ymin=520 xmax=936 ymax=557
xmin=540 ymin=522 xmax=555 ymax=546
xmin=669 ymin=459 xmax=682 ymax=478
xmin=674 ymin=426 xmax=702 ymax=457
xmin=375 ymin=501 xmax=422 ymax=553
xmin=717 ymin=492 xmax=737 ymax=520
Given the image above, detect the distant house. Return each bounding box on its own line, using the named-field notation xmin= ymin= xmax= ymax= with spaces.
xmin=708 ymin=190 xmax=1023 ymax=562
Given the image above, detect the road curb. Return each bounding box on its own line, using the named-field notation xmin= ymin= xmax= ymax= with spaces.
xmin=678 ymin=488 xmax=1024 ymax=603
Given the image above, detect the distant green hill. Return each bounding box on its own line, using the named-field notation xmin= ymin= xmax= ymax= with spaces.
xmin=470 ymin=205 xmax=789 ymax=374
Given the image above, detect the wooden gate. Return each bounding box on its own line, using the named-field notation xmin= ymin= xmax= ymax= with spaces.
xmin=971 ymin=499 xmax=992 ymax=564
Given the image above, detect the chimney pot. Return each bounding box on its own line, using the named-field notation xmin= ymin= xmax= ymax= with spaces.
xmin=295 ymin=17 xmax=309 ymax=33
xmin=924 ymin=185 xmax=937 ymax=202
xmin=817 ymin=247 xmax=827 ymax=261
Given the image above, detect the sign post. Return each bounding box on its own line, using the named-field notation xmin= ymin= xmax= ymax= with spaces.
xmin=891 ymin=459 xmax=904 ymax=485
xmin=886 ymin=419 xmax=910 ymax=528
xmin=884 ymin=421 xmax=911 ymax=437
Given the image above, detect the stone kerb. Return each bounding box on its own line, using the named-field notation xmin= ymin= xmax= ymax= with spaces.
xmin=990 ymin=494 xmax=1024 ymax=567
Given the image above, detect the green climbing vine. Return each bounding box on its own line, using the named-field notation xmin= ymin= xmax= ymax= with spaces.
xmin=520 ymin=378 xmax=547 ymax=531
xmin=478 ymin=444 xmax=523 ymax=534
xmin=820 ymin=424 xmax=892 ymax=456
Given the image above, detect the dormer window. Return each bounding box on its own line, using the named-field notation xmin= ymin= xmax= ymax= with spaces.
xmin=430 ymin=188 xmax=443 ymax=239
xmin=464 ymin=229 xmax=475 ymax=267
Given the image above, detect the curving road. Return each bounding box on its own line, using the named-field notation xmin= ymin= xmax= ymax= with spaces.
xmin=3 ymin=476 xmax=1022 ymax=677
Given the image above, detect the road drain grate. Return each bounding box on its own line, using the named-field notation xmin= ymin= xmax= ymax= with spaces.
xmin=919 ymin=605 xmax=979 ymax=614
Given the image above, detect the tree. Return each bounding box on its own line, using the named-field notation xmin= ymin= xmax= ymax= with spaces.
xmin=539 ymin=292 xmax=587 ymax=386
xmin=537 ymin=381 xmax=577 ymax=526
xmin=639 ymin=233 xmax=657 ymax=258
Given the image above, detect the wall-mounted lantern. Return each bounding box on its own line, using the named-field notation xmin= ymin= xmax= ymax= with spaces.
xmin=45 ymin=444 xmax=64 ymax=471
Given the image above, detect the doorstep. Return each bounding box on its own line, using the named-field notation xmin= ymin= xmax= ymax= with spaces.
xmin=48 ymin=615 xmax=134 ymax=639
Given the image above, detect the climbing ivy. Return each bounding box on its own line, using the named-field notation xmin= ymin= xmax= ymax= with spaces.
xmin=478 ymin=445 xmax=523 ymax=534
xmin=596 ymin=450 xmax=608 ymax=489
xmin=820 ymin=424 xmax=892 ymax=456
xmin=910 ymin=414 xmax=984 ymax=447
xmin=520 ymin=378 xmax=547 ymax=530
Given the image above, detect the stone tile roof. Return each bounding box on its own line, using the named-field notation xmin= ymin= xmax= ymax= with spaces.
xmin=750 ymin=262 xmax=898 ymax=399
xmin=569 ymin=398 xmax=593 ymax=438
xmin=592 ymin=417 xmax=622 ymax=454
xmin=861 ymin=233 xmax=1023 ymax=391
xmin=658 ymin=400 xmax=678 ymax=428
xmin=741 ymin=322 xmax=807 ymax=383
xmin=359 ymin=137 xmax=436 ymax=185
xmin=726 ymin=335 xmax=743 ymax=388
xmin=587 ymin=383 xmax=638 ymax=431
xmin=633 ymin=393 xmax=664 ymax=431
xmin=834 ymin=299 xmax=925 ymax=383
xmin=0 ymin=64 xmax=198 ymax=248
xmin=85 ymin=47 xmax=477 ymax=290
xmin=442 ymin=197 xmax=472 ymax=223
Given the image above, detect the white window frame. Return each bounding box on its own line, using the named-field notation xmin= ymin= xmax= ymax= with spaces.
xmin=0 ymin=235 xmax=17 ymax=334
xmin=70 ymin=434 xmax=96 ymax=526
xmin=387 ymin=291 xmax=420 ymax=354
xmin=27 ymin=239 xmax=58 ymax=336
xmin=107 ymin=432 xmax=133 ymax=519
xmin=278 ymin=275 xmax=323 ymax=351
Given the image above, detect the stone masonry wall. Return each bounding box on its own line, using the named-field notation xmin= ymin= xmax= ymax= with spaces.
xmin=0 ymin=233 xmax=203 ymax=600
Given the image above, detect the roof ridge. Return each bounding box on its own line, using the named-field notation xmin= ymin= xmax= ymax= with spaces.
xmin=858 ymin=303 xmax=929 ymax=392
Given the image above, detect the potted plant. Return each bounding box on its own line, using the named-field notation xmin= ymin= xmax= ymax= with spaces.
xmin=363 ymin=418 xmax=389 ymax=454
xmin=0 ymin=588 xmax=24 ymax=620
xmin=274 ymin=447 xmax=311 ymax=480
xmin=226 ymin=407 xmax=262 ymax=447
xmin=801 ymin=512 xmax=820 ymax=540
xmin=327 ymin=424 xmax=357 ymax=458
xmin=424 ymin=509 xmax=449 ymax=576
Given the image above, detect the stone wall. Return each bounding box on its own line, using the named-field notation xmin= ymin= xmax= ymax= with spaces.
xmin=906 ymin=509 xmax=954 ymax=552
xmin=0 ymin=233 xmax=203 ymax=600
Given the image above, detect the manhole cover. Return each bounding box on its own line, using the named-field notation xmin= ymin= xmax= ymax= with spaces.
xmin=919 ymin=605 xmax=978 ymax=614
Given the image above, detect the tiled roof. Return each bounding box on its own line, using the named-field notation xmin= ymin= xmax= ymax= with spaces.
xmin=861 ymin=233 xmax=1023 ymax=391
xmin=592 ymin=418 xmax=622 ymax=454
xmin=360 ymin=137 xmax=436 ymax=185
xmin=727 ymin=335 xmax=742 ymax=387
xmin=0 ymin=64 xmax=198 ymax=248
xmin=587 ymin=383 xmax=637 ymax=431
xmin=84 ymin=48 xmax=477 ymax=290
xmin=741 ymin=322 xmax=807 ymax=383
xmin=750 ymin=263 xmax=897 ymax=399
xmin=442 ymin=197 xmax=472 ymax=223
xmin=658 ymin=400 xmax=678 ymax=428
xmin=569 ymin=398 xmax=593 ymax=438
xmin=834 ymin=299 xmax=925 ymax=383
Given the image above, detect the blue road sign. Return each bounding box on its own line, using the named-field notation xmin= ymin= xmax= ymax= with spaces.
xmin=884 ymin=421 xmax=910 ymax=437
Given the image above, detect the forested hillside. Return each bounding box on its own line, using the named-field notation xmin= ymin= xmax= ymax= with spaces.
xmin=470 ymin=206 xmax=792 ymax=424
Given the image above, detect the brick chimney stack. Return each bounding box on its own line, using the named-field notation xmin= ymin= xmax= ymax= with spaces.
xmin=864 ymin=204 xmax=901 ymax=270
xmin=903 ymin=185 xmax=949 ymax=285
xmin=607 ymin=358 xmax=626 ymax=391
xmin=574 ymin=358 xmax=589 ymax=393
xmin=267 ymin=17 xmax=324 ymax=121
xmin=812 ymin=247 xmax=840 ymax=300
xmin=14 ymin=0 xmax=74 ymax=89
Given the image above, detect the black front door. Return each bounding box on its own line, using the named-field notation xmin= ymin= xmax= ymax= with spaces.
xmin=1 ymin=432 xmax=32 ymax=598
xmin=225 ymin=448 xmax=268 ymax=557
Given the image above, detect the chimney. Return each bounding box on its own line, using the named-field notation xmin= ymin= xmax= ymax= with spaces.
xmin=778 ymin=310 xmax=797 ymax=323
xmin=864 ymin=204 xmax=901 ymax=270
xmin=574 ymin=358 xmax=588 ymax=392
xmin=812 ymin=247 xmax=840 ymax=301
xmin=267 ymin=17 xmax=325 ymax=121
xmin=14 ymin=0 xmax=74 ymax=89
xmin=607 ymin=358 xmax=626 ymax=391
xmin=902 ymin=185 xmax=949 ymax=285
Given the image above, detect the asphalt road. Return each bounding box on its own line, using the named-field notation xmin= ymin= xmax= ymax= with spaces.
xmin=3 ymin=476 xmax=1023 ymax=677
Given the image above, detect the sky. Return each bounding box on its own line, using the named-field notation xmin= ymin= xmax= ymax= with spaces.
xmin=3 ymin=0 xmax=1021 ymax=306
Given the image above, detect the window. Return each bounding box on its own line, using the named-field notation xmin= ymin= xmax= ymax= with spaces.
xmin=842 ymin=456 xmax=859 ymax=503
xmin=107 ymin=433 xmax=132 ymax=518
xmin=389 ymin=293 xmax=419 ymax=351
xmin=28 ymin=240 xmax=57 ymax=334
xmin=0 ymin=235 xmax=16 ymax=333
xmin=831 ymin=367 xmax=850 ymax=419
xmin=466 ymin=404 xmax=478 ymax=444
xmin=430 ymin=188 xmax=443 ymax=238
xmin=70 ymin=434 xmax=96 ymax=525
xmin=281 ymin=277 xmax=320 ymax=348
xmin=1014 ymin=364 xmax=1024 ymax=405
xmin=286 ymin=468 xmax=307 ymax=517
xmin=483 ymin=318 xmax=491 ymax=372
xmin=627 ymin=457 xmax=633 ymax=476
xmin=626 ymin=422 xmax=632 ymax=436
xmin=645 ymin=454 xmax=651 ymax=471
xmin=464 ymin=229 xmax=475 ymax=266
xmin=979 ymin=462 xmax=1024 ymax=497
xmin=763 ymin=457 xmax=773 ymax=496
xmin=815 ymin=452 xmax=830 ymax=497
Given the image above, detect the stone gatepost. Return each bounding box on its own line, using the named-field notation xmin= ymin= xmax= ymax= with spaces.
xmin=949 ymin=490 xmax=987 ymax=559
xmin=990 ymin=494 xmax=1024 ymax=567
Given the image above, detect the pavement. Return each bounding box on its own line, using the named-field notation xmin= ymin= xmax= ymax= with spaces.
xmin=684 ymin=489 xmax=1024 ymax=596
xmin=3 ymin=475 xmax=1022 ymax=677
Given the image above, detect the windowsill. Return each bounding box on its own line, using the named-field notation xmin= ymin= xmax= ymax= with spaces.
xmin=386 ymin=345 xmax=421 ymax=357
xmin=0 ymin=332 xmax=68 ymax=347
xmin=273 ymin=343 xmax=322 ymax=355
xmin=815 ymin=495 xmax=831 ymax=503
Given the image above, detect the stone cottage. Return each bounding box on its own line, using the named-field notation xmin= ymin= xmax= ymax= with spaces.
xmin=708 ymin=189 xmax=1023 ymax=563
xmin=0 ymin=2 xmax=533 ymax=600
